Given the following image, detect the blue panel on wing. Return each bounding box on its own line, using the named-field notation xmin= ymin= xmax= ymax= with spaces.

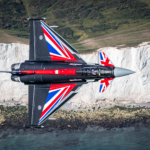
xmin=46 ymin=42 xmax=61 ymax=56
xmin=45 ymin=89 xmax=60 ymax=104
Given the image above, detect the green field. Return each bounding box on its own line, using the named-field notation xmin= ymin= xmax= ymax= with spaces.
xmin=0 ymin=0 xmax=150 ymax=52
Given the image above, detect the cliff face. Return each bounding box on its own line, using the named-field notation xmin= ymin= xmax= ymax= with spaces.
xmin=71 ymin=45 xmax=150 ymax=106
xmin=0 ymin=43 xmax=28 ymax=105
xmin=0 ymin=43 xmax=150 ymax=106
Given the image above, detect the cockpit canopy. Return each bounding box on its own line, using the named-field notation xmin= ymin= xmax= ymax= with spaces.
xmin=76 ymin=67 xmax=113 ymax=77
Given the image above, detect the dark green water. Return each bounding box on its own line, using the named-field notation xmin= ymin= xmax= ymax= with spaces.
xmin=0 ymin=126 xmax=150 ymax=150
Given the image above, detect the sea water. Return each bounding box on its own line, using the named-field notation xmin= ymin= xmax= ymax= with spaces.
xmin=0 ymin=125 xmax=150 ymax=150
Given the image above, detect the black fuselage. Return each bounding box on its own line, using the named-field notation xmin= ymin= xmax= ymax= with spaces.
xmin=11 ymin=61 xmax=114 ymax=84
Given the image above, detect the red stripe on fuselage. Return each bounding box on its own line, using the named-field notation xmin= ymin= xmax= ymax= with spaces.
xmin=20 ymin=69 xmax=77 ymax=75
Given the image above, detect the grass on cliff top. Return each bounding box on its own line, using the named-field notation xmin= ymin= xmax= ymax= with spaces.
xmin=73 ymin=23 xmax=150 ymax=53
xmin=1 ymin=0 xmax=150 ymax=52
xmin=0 ymin=30 xmax=29 ymax=44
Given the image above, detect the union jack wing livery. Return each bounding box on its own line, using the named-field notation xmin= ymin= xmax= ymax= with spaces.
xmin=99 ymin=78 xmax=114 ymax=93
xmin=41 ymin=22 xmax=77 ymax=62
xmin=39 ymin=84 xmax=76 ymax=124
xmin=99 ymin=52 xmax=114 ymax=67
xmin=6 ymin=18 xmax=135 ymax=127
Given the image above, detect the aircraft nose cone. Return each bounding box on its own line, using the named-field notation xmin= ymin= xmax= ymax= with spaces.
xmin=114 ymin=67 xmax=135 ymax=77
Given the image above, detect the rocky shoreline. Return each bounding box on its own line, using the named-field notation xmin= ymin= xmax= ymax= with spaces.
xmin=0 ymin=105 xmax=150 ymax=133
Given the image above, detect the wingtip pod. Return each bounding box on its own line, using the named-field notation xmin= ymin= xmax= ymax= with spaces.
xmin=23 ymin=124 xmax=44 ymax=128
xmin=99 ymin=52 xmax=114 ymax=67
xmin=27 ymin=17 xmax=46 ymax=21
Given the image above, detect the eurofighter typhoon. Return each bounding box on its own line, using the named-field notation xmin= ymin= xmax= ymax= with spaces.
xmin=1 ymin=18 xmax=135 ymax=127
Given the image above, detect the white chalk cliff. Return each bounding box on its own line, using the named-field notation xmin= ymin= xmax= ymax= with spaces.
xmin=0 ymin=43 xmax=150 ymax=106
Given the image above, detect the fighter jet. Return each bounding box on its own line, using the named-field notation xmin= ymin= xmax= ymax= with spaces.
xmin=1 ymin=17 xmax=135 ymax=127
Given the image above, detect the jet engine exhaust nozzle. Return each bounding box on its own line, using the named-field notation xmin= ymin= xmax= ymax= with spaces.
xmin=114 ymin=67 xmax=135 ymax=77
xmin=11 ymin=75 xmax=21 ymax=82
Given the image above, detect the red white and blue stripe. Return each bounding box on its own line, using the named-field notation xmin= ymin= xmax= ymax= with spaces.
xmin=39 ymin=84 xmax=76 ymax=123
xmin=100 ymin=52 xmax=114 ymax=67
xmin=99 ymin=78 xmax=114 ymax=93
xmin=41 ymin=22 xmax=77 ymax=61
